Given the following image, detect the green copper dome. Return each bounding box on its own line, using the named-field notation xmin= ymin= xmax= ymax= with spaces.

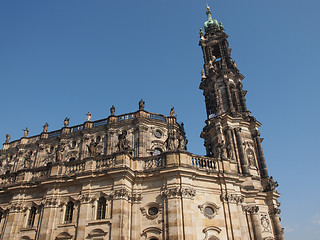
xmin=204 ymin=5 xmax=220 ymax=31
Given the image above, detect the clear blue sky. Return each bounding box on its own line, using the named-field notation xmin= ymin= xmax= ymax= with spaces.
xmin=0 ymin=1 xmax=319 ymax=239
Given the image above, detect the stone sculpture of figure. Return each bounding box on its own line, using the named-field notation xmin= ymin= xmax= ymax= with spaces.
xmin=265 ymin=176 xmax=279 ymax=192
xmin=23 ymin=128 xmax=29 ymax=138
xmin=24 ymin=151 xmax=33 ymax=168
xmin=167 ymin=136 xmax=178 ymax=151
xmin=246 ymin=149 xmax=256 ymax=166
xmin=64 ymin=117 xmax=70 ymax=127
xmin=110 ymin=105 xmax=115 ymax=116
xmin=217 ymin=140 xmax=227 ymax=159
xmin=43 ymin=123 xmax=49 ymax=133
xmin=227 ymin=145 xmax=233 ymax=159
xmin=179 ymin=135 xmax=187 ymax=150
xmin=139 ymin=99 xmax=145 ymax=110
xmin=56 ymin=144 xmax=65 ymax=162
xmin=5 ymin=134 xmax=10 ymax=144
xmin=87 ymin=139 xmax=99 ymax=157
xmin=170 ymin=107 xmax=175 ymax=117
xmin=201 ymin=70 xmax=206 ymax=79
xmin=86 ymin=112 xmax=92 ymax=122
xmin=118 ymin=130 xmax=130 ymax=152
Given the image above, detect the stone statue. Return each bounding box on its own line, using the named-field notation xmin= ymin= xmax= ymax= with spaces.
xmin=23 ymin=128 xmax=29 ymax=138
xmin=56 ymin=144 xmax=65 ymax=162
xmin=64 ymin=117 xmax=69 ymax=127
xmin=87 ymin=139 xmax=99 ymax=156
xmin=43 ymin=123 xmax=49 ymax=133
xmin=5 ymin=134 xmax=10 ymax=144
xmin=265 ymin=176 xmax=279 ymax=192
xmin=201 ymin=70 xmax=206 ymax=78
xmin=167 ymin=136 xmax=178 ymax=151
xmin=227 ymin=145 xmax=233 ymax=159
xmin=24 ymin=151 xmax=33 ymax=169
xmin=118 ymin=130 xmax=130 ymax=152
xmin=86 ymin=112 xmax=92 ymax=122
xmin=170 ymin=107 xmax=175 ymax=117
xmin=139 ymin=99 xmax=145 ymax=110
xmin=110 ymin=105 xmax=115 ymax=116
xmin=179 ymin=135 xmax=187 ymax=150
xmin=246 ymin=149 xmax=256 ymax=166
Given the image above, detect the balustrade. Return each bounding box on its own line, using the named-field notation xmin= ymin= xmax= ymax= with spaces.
xmin=191 ymin=155 xmax=217 ymax=171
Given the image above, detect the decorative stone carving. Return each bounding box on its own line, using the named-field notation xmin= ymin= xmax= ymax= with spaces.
xmin=198 ymin=202 xmax=220 ymax=219
xmin=220 ymin=193 xmax=244 ymax=204
xmin=264 ymin=176 xmax=279 ymax=192
xmin=260 ymin=213 xmax=271 ymax=232
xmin=64 ymin=117 xmax=70 ymax=127
xmin=112 ymin=188 xmax=131 ymax=200
xmin=78 ymin=193 xmax=92 ymax=203
xmin=43 ymin=123 xmax=49 ymax=133
xmin=242 ymin=205 xmax=259 ymax=214
xmin=161 ymin=186 xmax=196 ymax=199
xmin=130 ymin=193 xmax=142 ymax=203
xmin=5 ymin=134 xmax=10 ymax=144
xmin=269 ymin=208 xmax=281 ymax=216
xmin=41 ymin=198 xmax=58 ymax=208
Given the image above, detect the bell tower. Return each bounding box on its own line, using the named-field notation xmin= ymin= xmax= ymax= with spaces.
xmin=199 ymin=5 xmax=284 ymax=240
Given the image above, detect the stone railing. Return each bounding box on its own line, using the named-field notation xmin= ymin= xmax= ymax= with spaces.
xmin=0 ymin=152 xmax=221 ymax=188
xmin=190 ymin=154 xmax=218 ymax=171
xmin=143 ymin=155 xmax=166 ymax=171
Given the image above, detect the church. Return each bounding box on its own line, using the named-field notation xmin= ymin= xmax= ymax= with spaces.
xmin=0 ymin=6 xmax=283 ymax=240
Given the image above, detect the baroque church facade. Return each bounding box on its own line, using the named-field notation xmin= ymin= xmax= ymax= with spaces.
xmin=0 ymin=6 xmax=283 ymax=240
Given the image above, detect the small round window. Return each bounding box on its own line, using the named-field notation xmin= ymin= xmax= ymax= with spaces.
xmin=148 ymin=207 xmax=159 ymax=216
xmin=204 ymin=206 xmax=214 ymax=216
xmin=155 ymin=130 xmax=162 ymax=138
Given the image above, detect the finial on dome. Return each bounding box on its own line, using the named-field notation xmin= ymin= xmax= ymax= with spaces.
xmin=203 ymin=3 xmax=220 ymax=32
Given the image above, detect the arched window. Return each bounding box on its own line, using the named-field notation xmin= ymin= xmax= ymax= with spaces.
xmin=65 ymin=201 xmax=74 ymax=223
xmin=27 ymin=207 xmax=36 ymax=227
xmin=97 ymin=197 xmax=106 ymax=220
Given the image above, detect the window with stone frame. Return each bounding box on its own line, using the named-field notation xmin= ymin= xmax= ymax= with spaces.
xmin=96 ymin=197 xmax=106 ymax=220
xmin=27 ymin=206 xmax=37 ymax=228
xmin=65 ymin=201 xmax=74 ymax=223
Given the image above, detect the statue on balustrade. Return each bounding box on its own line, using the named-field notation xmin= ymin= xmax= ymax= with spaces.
xmin=110 ymin=105 xmax=115 ymax=116
xmin=64 ymin=117 xmax=70 ymax=127
xmin=139 ymin=99 xmax=145 ymax=110
xmin=5 ymin=134 xmax=10 ymax=144
xmin=43 ymin=123 xmax=49 ymax=133
xmin=23 ymin=128 xmax=29 ymax=138
xmin=86 ymin=112 xmax=92 ymax=122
